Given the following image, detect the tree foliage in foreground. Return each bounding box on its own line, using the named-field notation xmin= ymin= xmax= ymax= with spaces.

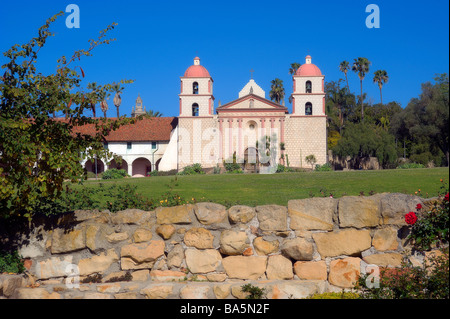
xmin=0 ymin=12 xmax=139 ymax=220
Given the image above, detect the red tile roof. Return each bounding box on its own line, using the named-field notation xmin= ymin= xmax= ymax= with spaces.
xmin=71 ymin=117 xmax=177 ymax=142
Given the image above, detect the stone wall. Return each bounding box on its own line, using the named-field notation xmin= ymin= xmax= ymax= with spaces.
xmin=0 ymin=193 xmax=441 ymax=299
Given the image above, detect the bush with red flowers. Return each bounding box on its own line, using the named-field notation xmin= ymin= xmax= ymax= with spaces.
xmin=407 ymin=181 xmax=449 ymax=251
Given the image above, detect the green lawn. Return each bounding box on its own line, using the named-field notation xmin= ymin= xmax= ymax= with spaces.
xmin=75 ymin=167 xmax=449 ymax=207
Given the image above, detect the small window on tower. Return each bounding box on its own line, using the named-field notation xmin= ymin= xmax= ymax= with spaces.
xmin=127 ymin=142 xmax=132 ymax=150
xmin=193 ymin=82 xmax=199 ymax=95
xmin=306 ymin=81 xmax=312 ymax=93
xmin=305 ymin=102 xmax=313 ymax=116
xmin=192 ymin=103 xmax=199 ymax=117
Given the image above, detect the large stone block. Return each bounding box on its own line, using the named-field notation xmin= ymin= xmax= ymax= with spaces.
xmin=222 ymin=256 xmax=267 ymax=280
xmin=51 ymin=227 xmax=86 ymax=254
xmin=338 ymin=196 xmax=381 ymax=228
xmin=253 ymin=237 xmax=279 ymax=256
xmin=120 ymin=241 xmax=165 ymax=270
xmin=109 ymin=209 xmax=153 ymax=225
xmin=294 ymin=261 xmax=328 ymax=281
xmin=377 ymin=193 xmax=423 ymax=225
xmin=313 ymin=229 xmax=371 ymax=257
xmin=363 ymin=253 xmax=403 ymax=267
xmin=185 ymin=249 xmax=222 ymax=274
xmin=288 ymin=198 xmax=336 ymax=231
xmin=0 ymin=275 xmax=24 ymax=298
xmin=266 ymin=255 xmax=293 ymax=280
xmin=167 ymin=244 xmax=185 ymax=268
xmin=180 ymin=285 xmax=211 ymax=299
xmin=156 ymin=205 xmax=194 ymax=225
xmin=149 ymin=270 xmax=187 ymax=282
xmin=194 ymin=202 xmax=229 ymax=228
xmin=34 ymin=256 xmax=74 ymax=280
xmin=78 ymin=249 xmax=119 ymax=276
xmin=184 ymin=227 xmax=214 ymax=249
xmin=328 ymin=257 xmax=361 ymax=288
xmin=372 ymin=227 xmax=399 ymax=251
xmin=256 ymin=205 xmax=288 ymax=232
xmin=281 ymin=237 xmax=314 ymax=261
xmin=219 ymin=230 xmax=250 ymax=255
xmin=140 ymin=284 xmax=173 ymax=299
xmin=228 ymin=205 xmax=256 ymax=224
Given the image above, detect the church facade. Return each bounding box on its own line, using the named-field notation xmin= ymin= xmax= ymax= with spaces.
xmin=83 ymin=55 xmax=328 ymax=176
xmin=159 ymin=55 xmax=327 ymax=172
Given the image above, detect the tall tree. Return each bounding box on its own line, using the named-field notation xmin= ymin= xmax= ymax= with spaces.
xmin=390 ymin=74 xmax=449 ymax=166
xmin=339 ymin=61 xmax=350 ymax=92
xmin=112 ymin=83 xmax=124 ymax=118
xmin=373 ymin=70 xmax=389 ymax=105
xmin=289 ymin=63 xmax=301 ymax=76
xmin=269 ymin=78 xmax=285 ymax=104
xmin=352 ymin=57 xmax=371 ymax=121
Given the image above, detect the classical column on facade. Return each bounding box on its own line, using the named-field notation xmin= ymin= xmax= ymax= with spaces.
xmin=280 ymin=118 xmax=285 ymax=165
xmin=260 ymin=118 xmax=266 ymax=139
xmin=228 ymin=119 xmax=233 ymax=159
xmin=238 ymin=119 xmax=243 ymax=160
xmin=218 ymin=119 xmax=224 ymax=163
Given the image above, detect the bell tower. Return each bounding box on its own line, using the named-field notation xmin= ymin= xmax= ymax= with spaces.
xmin=291 ymin=55 xmax=326 ymax=116
xmin=179 ymin=57 xmax=214 ymax=117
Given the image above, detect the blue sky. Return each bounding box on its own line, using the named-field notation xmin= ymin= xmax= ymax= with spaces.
xmin=1 ymin=0 xmax=448 ymax=117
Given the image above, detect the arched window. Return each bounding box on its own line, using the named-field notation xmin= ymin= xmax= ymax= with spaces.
xmin=192 ymin=103 xmax=199 ymax=117
xmin=305 ymin=102 xmax=313 ymax=116
xmin=305 ymin=81 xmax=312 ymax=93
xmin=193 ymin=82 xmax=199 ymax=95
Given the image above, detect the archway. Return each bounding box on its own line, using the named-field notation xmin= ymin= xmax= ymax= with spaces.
xmin=155 ymin=158 xmax=162 ymax=172
xmin=109 ymin=159 xmax=129 ymax=174
xmin=244 ymin=147 xmax=259 ymax=173
xmin=85 ymin=159 xmax=105 ymax=175
xmin=132 ymin=158 xmax=152 ymax=177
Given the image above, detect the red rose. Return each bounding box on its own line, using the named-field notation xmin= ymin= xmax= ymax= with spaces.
xmin=445 ymin=193 xmax=449 ymax=202
xmin=416 ymin=203 xmax=422 ymax=210
xmin=405 ymin=212 xmax=417 ymax=225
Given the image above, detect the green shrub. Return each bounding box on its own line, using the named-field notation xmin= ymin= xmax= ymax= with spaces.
xmin=0 ymin=250 xmax=25 ymax=274
xmin=315 ymin=163 xmax=332 ymax=171
xmin=102 ymin=169 xmax=129 ymax=180
xmin=241 ymin=284 xmax=267 ymax=299
xmin=178 ymin=163 xmax=205 ymax=175
xmin=276 ymin=164 xmax=294 ymax=173
xmin=397 ymin=163 xmax=425 ymax=169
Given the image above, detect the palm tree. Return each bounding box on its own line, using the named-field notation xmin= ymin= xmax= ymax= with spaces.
xmin=289 ymin=63 xmax=301 ymax=76
xmin=112 ymin=83 xmax=124 ymax=118
xmin=373 ymin=70 xmax=389 ymax=105
xmin=99 ymin=91 xmax=108 ymax=118
xmin=351 ymin=57 xmax=371 ymax=121
xmin=269 ymin=78 xmax=285 ymax=104
xmin=146 ymin=110 xmax=163 ymax=117
xmin=339 ymin=61 xmax=350 ymax=92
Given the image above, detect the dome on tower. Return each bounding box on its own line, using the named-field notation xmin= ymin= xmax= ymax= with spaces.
xmin=184 ymin=57 xmax=211 ymax=78
xmin=295 ymin=55 xmax=322 ymax=76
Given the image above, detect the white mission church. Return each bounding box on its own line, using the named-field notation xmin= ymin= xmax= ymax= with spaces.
xmin=82 ymin=55 xmax=328 ymax=177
